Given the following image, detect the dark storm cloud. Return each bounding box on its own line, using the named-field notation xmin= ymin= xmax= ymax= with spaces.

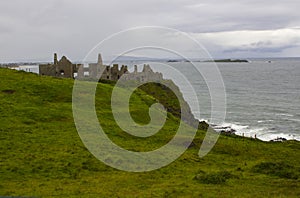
xmin=0 ymin=0 xmax=299 ymax=61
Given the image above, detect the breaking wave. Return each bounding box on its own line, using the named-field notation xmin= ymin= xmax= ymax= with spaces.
xmin=206 ymin=121 xmax=300 ymax=142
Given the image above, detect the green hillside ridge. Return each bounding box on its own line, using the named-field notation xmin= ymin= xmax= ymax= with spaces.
xmin=0 ymin=68 xmax=299 ymax=197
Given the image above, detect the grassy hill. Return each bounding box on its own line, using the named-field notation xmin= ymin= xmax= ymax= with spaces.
xmin=0 ymin=68 xmax=299 ymax=197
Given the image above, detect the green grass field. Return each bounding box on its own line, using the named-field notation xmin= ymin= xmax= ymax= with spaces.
xmin=0 ymin=68 xmax=299 ymax=197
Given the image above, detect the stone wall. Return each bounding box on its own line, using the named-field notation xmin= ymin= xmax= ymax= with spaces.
xmin=121 ymin=64 xmax=163 ymax=82
xmin=40 ymin=53 xmax=163 ymax=83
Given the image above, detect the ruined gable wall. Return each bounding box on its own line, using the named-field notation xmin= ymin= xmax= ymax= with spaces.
xmin=57 ymin=56 xmax=73 ymax=78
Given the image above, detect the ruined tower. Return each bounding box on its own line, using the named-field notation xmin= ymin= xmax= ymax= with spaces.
xmin=54 ymin=53 xmax=58 ymax=65
xmin=97 ymin=53 xmax=103 ymax=65
xmin=134 ymin=65 xmax=138 ymax=74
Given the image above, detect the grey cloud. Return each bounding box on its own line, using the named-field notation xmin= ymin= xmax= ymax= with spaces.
xmin=250 ymin=41 xmax=273 ymax=47
xmin=177 ymin=0 xmax=300 ymax=32
xmin=223 ymin=40 xmax=299 ymax=54
xmin=0 ymin=0 xmax=299 ymax=61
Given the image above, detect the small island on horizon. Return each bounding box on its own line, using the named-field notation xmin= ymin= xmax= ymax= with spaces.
xmin=166 ymin=58 xmax=249 ymax=63
xmin=203 ymin=59 xmax=249 ymax=63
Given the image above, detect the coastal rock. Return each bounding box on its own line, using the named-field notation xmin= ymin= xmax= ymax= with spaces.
xmin=270 ymin=137 xmax=287 ymax=142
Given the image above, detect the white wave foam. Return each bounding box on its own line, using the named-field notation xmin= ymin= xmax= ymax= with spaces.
xmin=259 ymin=133 xmax=300 ymax=141
xmin=289 ymin=118 xmax=300 ymax=122
xmin=211 ymin=122 xmax=251 ymax=135
xmin=257 ymin=120 xmax=274 ymax=123
xmin=276 ymin=113 xmax=294 ymax=117
xmin=234 ymin=127 xmax=269 ymax=139
xmin=200 ymin=119 xmax=300 ymax=142
xmin=199 ymin=119 xmax=209 ymax=123
xmin=215 ymin=122 xmax=248 ymax=130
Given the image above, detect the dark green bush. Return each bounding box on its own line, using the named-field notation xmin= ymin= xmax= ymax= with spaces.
xmin=252 ymin=162 xmax=299 ymax=179
xmin=194 ymin=170 xmax=237 ymax=184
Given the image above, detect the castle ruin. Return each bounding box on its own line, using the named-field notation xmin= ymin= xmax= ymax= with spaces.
xmin=39 ymin=53 xmax=163 ymax=82
xmin=39 ymin=53 xmax=82 ymax=78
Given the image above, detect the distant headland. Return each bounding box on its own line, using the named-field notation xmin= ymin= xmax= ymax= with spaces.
xmin=165 ymin=59 xmax=249 ymax=63
xmin=204 ymin=59 xmax=249 ymax=63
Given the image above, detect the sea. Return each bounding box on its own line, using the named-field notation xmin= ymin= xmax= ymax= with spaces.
xmin=162 ymin=58 xmax=300 ymax=141
xmin=11 ymin=58 xmax=300 ymax=141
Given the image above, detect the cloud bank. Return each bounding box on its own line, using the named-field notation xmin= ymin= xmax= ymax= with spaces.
xmin=0 ymin=0 xmax=299 ymax=61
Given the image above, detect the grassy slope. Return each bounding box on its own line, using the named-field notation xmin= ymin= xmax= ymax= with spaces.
xmin=0 ymin=68 xmax=299 ymax=197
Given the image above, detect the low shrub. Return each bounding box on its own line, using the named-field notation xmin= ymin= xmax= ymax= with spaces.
xmin=194 ymin=170 xmax=237 ymax=184
xmin=252 ymin=162 xmax=299 ymax=179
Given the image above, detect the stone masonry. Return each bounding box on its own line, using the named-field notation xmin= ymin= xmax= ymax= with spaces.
xmin=39 ymin=53 xmax=82 ymax=78
xmin=39 ymin=53 xmax=163 ymax=82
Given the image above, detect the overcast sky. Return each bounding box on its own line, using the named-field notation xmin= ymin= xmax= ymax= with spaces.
xmin=1 ymin=0 xmax=300 ymax=62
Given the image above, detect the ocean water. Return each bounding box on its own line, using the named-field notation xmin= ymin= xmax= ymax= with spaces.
xmin=13 ymin=65 xmax=39 ymax=73
xmin=12 ymin=59 xmax=300 ymax=141
xmin=163 ymin=59 xmax=300 ymax=141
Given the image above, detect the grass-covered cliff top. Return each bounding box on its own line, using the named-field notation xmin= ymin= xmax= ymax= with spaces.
xmin=0 ymin=68 xmax=299 ymax=197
